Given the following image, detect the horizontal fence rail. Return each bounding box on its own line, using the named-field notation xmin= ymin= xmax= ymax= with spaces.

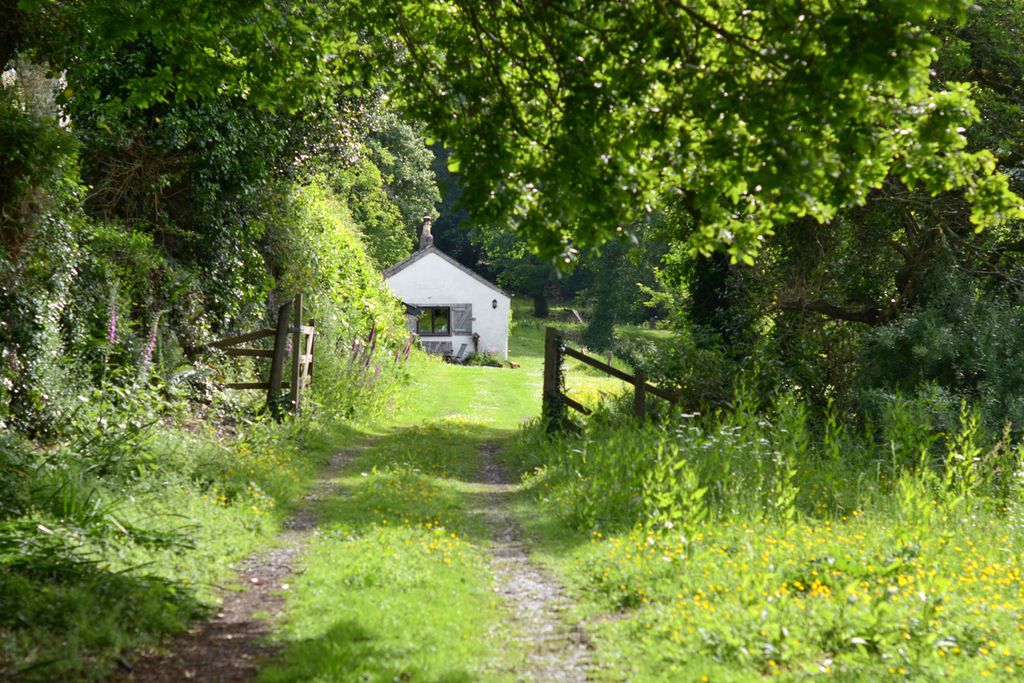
xmin=209 ymin=328 xmax=276 ymax=349
xmin=542 ymin=326 xmax=675 ymax=427
xmin=208 ymin=293 xmax=315 ymax=417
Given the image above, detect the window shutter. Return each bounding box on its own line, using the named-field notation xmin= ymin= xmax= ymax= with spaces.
xmin=452 ymin=304 xmax=473 ymax=334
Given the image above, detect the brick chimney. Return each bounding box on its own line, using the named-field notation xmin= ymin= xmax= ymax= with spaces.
xmin=419 ymin=215 xmax=434 ymax=250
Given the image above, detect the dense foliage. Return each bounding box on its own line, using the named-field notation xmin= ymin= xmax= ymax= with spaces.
xmin=553 ymin=1 xmax=1024 ymax=435
xmin=0 ymin=6 xmax=437 ymax=676
xmin=366 ymin=0 xmax=1022 ymax=260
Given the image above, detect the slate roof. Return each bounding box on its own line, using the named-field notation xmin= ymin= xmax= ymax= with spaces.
xmin=383 ymin=245 xmax=510 ymax=298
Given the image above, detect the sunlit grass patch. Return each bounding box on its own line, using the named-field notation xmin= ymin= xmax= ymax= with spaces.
xmin=259 ymin=521 xmax=504 ymax=683
xmin=564 ymin=375 xmax=630 ymax=410
xmin=366 ymin=418 xmax=486 ymax=479
xmin=264 ymin=413 xmax=522 ymax=682
xmin=331 ymin=464 xmax=465 ymax=533
xmin=568 ymin=516 xmax=1024 ymax=681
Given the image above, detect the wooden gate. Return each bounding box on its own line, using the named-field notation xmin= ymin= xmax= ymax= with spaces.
xmin=542 ymin=326 xmax=676 ymax=429
xmin=210 ymin=293 xmax=315 ymax=415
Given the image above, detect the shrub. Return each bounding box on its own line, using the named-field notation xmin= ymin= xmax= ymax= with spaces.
xmin=0 ymin=82 xmax=78 ymax=257
xmin=261 ymin=178 xmax=409 ymax=420
xmin=330 ymin=156 xmax=414 ymax=269
xmin=615 ymin=331 xmax=737 ymax=412
xmin=858 ymin=269 xmax=1024 ymax=432
xmin=463 ymin=352 xmax=503 ymax=367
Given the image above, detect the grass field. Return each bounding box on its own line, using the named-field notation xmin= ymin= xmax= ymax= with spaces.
xmin=258 ymin=418 xmax=516 ymax=683
xmin=31 ymin=312 xmax=1015 ymax=682
xmin=320 ymin=306 xmax=1024 ymax=682
xmin=511 ymin=495 xmax=1024 ymax=681
xmin=0 ymin=309 xmax=646 ymax=681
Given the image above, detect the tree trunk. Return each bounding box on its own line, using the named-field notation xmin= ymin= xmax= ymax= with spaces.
xmin=0 ymin=1 xmax=21 ymax=70
xmin=532 ymin=293 xmax=549 ymax=318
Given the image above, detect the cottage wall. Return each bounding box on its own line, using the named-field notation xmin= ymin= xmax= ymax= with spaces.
xmin=386 ymin=251 xmax=511 ymax=360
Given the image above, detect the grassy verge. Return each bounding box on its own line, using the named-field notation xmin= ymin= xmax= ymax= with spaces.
xmin=0 ymin=315 xmax=657 ymax=681
xmin=0 ymin=407 xmax=359 ymax=681
xmin=504 ymin=398 xmax=1024 ymax=681
xmin=516 ymin=503 xmax=1024 ymax=681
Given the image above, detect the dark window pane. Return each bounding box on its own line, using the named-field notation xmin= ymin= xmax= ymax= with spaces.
xmin=416 ymin=307 xmax=451 ymax=335
xmin=434 ymin=307 xmax=450 ymax=333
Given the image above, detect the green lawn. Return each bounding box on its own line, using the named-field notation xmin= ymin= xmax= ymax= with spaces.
xmin=260 ymin=350 xmax=542 ymax=682
xmin=498 ymin=383 xmax=1024 ymax=681
xmin=511 ymin=500 xmax=1024 ymax=681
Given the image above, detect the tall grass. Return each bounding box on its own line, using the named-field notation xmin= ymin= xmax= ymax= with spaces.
xmin=509 ymin=391 xmax=1023 ymax=532
xmin=508 ymin=393 xmax=1024 ymax=679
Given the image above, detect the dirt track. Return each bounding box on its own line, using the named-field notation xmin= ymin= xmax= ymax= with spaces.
xmin=111 ymin=448 xmax=361 ymax=683
xmin=479 ymin=442 xmax=592 ymax=682
xmin=112 ymin=440 xmax=591 ymax=682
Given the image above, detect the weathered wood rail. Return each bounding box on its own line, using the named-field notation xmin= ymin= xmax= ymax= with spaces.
xmin=210 ymin=293 xmax=315 ymax=416
xmin=542 ymin=326 xmax=675 ymax=427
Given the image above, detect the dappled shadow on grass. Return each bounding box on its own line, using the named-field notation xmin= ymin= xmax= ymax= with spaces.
xmin=0 ymin=415 xmax=372 ymax=682
xmin=311 ymin=419 xmax=590 ymax=555
xmin=0 ymin=560 xmax=206 ymax=682
xmin=258 ymin=619 xmax=477 ymax=683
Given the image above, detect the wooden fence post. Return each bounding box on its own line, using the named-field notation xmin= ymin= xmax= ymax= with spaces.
xmin=633 ymin=370 xmax=647 ymax=422
xmin=267 ymin=299 xmax=293 ymax=418
xmin=542 ymin=326 xmax=566 ymax=430
xmin=306 ymin=317 xmax=315 ymax=385
xmin=289 ymin=293 xmax=303 ymax=412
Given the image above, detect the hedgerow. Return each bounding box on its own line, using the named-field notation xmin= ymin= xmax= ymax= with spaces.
xmin=0 ymin=59 xmax=422 ymax=678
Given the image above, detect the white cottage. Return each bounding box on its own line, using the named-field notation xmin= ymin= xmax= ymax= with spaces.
xmin=384 ymin=218 xmax=511 ymax=361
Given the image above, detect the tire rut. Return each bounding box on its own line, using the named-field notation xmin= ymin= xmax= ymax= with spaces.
xmin=110 ymin=446 xmax=364 ymax=683
xmin=478 ymin=442 xmax=592 ymax=682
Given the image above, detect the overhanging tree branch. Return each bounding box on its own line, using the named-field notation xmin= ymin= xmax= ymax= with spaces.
xmin=777 ymin=298 xmax=895 ymax=326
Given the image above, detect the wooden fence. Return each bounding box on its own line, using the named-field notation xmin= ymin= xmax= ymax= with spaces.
xmin=210 ymin=293 xmax=315 ymax=416
xmin=542 ymin=326 xmax=675 ymax=427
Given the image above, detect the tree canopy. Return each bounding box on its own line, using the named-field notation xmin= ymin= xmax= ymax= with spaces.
xmin=8 ymin=0 xmax=365 ymax=113
xmin=363 ymin=0 xmax=1023 ymax=260
xmin=8 ymin=1 xmax=1022 ymax=262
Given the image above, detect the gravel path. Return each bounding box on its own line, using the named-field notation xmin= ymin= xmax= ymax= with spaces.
xmin=478 ymin=443 xmax=592 ymax=682
xmin=110 ymin=447 xmax=361 ymax=683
